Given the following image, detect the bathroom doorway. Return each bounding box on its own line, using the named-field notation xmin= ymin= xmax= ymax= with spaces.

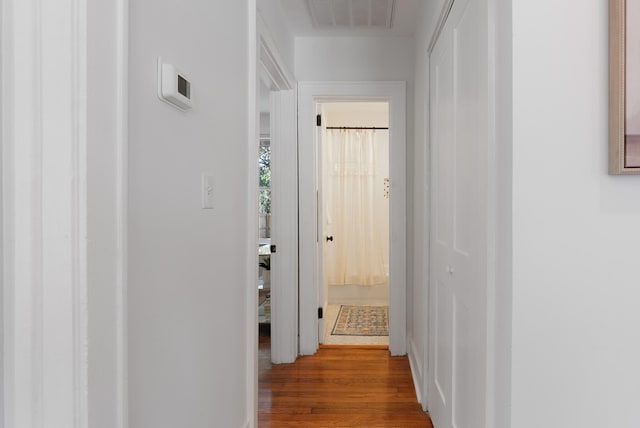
xmin=298 ymin=81 xmax=406 ymax=356
xmin=319 ymin=102 xmax=390 ymax=346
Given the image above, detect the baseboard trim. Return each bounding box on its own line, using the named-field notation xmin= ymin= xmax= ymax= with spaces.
xmin=408 ymin=338 xmax=424 ymax=405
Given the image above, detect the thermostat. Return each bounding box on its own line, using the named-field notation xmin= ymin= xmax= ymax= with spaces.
xmin=157 ymin=57 xmax=192 ymax=111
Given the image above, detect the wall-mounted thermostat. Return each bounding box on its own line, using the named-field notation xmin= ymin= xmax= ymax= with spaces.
xmin=157 ymin=57 xmax=192 ymax=111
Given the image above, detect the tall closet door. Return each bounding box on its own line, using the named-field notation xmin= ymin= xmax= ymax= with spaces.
xmin=428 ymin=0 xmax=490 ymax=426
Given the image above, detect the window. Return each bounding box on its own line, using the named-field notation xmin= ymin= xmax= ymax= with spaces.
xmin=258 ymin=138 xmax=271 ymax=237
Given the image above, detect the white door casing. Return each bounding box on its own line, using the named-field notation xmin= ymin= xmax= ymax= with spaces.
xmin=258 ymin=14 xmax=298 ymax=365
xmin=2 ymin=0 xmax=129 ymax=426
xmin=2 ymin=0 xmax=90 ymax=425
xmin=428 ymin=0 xmax=491 ymax=426
xmin=298 ymin=82 xmax=406 ymax=356
xmin=316 ymin=103 xmax=326 ymax=344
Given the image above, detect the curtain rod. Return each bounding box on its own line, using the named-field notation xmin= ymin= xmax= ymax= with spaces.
xmin=325 ymin=126 xmax=389 ymax=130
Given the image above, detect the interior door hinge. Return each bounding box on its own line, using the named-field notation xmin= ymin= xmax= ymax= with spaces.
xmin=318 ymin=307 xmax=323 ymax=319
xmin=316 ymin=114 xmax=322 ymax=127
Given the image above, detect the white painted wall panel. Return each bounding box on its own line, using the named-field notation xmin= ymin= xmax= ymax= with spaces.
xmin=512 ymin=1 xmax=640 ymax=427
xmin=128 ymin=1 xmax=250 ymax=427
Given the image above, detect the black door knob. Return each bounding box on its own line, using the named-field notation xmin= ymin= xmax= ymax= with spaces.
xmin=326 ymin=235 xmax=334 ymax=242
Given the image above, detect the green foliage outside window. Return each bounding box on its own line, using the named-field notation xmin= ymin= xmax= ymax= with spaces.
xmin=259 ymin=143 xmax=271 ymax=214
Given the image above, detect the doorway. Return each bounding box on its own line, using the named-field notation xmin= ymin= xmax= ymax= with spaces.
xmin=256 ymin=21 xmax=298 ymax=366
xmin=298 ymin=82 xmax=406 ymax=356
xmin=258 ymin=79 xmax=272 ymax=347
xmin=318 ymin=102 xmax=390 ymax=346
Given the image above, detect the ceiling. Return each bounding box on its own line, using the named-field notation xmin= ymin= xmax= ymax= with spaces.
xmin=279 ymin=0 xmax=422 ymax=37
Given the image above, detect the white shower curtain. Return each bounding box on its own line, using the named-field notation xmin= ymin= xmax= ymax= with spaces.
xmin=324 ymin=129 xmax=387 ymax=286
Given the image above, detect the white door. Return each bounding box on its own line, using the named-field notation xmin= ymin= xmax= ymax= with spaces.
xmin=428 ymin=0 xmax=489 ymax=426
xmin=269 ymin=89 xmax=299 ymax=364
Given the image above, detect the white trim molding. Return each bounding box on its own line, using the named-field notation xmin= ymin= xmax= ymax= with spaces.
xmin=2 ymin=0 xmax=89 ymax=426
xmin=115 ymin=0 xmax=129 ymax=426
xmin=408 ymin=338 xmax=424 ymax=405
xmin=84 ymin=0 xmax=129 ymax=425
xmin=258 ymin=14 xmax=295 ymax=91
xmin=298 ymin=81 xmax=407 ymax=356
xmin=247 ymin=2 xmax=259 ymax=428
xmin=427 ymin=0 xmax=455 ymax=55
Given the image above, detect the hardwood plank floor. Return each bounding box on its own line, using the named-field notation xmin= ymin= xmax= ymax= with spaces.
xmin=258 ymin=336 xmax=433 ymax=427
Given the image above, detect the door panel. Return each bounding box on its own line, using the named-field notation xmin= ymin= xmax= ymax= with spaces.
xmin=269 ymin=89 xmax=299 ymax=364
xmin=434 ymin=278 xmax=452 ymax=409
xmin=429 ymin=0 xmax=489 ymax=426
xmin=429 ymin=11 xmax=455 ymax=427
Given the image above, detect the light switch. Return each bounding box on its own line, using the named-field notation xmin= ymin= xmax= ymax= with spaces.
xmin=202 ymin=174 xmax=214 ymax=209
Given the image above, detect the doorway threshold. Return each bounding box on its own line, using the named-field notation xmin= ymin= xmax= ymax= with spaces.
xmin=319 ymin=344 xmax=389 ymax=350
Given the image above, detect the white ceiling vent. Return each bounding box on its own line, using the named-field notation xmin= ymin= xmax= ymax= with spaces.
xmin=307 ymin=0 xmax=395 ymax=29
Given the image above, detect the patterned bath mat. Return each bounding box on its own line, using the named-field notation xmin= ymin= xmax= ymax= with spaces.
xmin=331 ymin=305 xmax=389 ymax=336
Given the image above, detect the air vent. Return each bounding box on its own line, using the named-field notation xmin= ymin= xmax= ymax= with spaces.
xmin=307 ymin=0 xmax=395 ymax=28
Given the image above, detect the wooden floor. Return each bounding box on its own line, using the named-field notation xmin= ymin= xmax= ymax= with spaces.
xmin=258 ymin=335 xmax=433 ymax=427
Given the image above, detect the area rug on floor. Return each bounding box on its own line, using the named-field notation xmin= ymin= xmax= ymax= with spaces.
xmin=331 ymin=305 xmax=389 ymax=336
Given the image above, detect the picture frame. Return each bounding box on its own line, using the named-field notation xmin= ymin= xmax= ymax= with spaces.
xmin=610 ymin=0 xmax=640 ymax=174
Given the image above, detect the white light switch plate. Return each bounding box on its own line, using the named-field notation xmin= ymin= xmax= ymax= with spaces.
xmin=202 ymin=174 xmax=214 ymax=209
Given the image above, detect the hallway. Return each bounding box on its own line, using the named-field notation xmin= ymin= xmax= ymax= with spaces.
xmin=258 ymin=337 xmax=433 ymax=427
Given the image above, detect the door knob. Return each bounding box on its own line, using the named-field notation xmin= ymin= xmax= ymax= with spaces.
xmin=326 ymin=235 xmax=334 ymax=242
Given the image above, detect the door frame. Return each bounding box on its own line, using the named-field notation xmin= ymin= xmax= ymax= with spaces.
xmin=258 ymin=13 xmax=298 ymax=365
xmin=298 ymin=81 xmax=407 ymax=356
xmin=252 ymin=13 xmax=299 ymax=364
xmin=1 ymin=0 xmax=129 ymax=425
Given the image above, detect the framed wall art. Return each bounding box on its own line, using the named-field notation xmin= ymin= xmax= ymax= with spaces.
xmin=610 ymin=0 xmax=640 ymax=174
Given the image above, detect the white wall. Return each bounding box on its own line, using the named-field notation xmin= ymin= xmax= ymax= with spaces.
xmin=295 ymin=37 xmax=415 ymax=87
xmin=257 ymin=0 xmax=295 ymax=79
xmin=627 ymin=0 xmax=640 ymax=134
xmin=323 ymin=102 xmax=389 ymax=127
xmin=511 ymin=1 xmax=640 ymax=427
xmin=410 ymin=0 xmax=446 ymax=408
xmin=128 ymin=1 xmax=251 ymax=427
